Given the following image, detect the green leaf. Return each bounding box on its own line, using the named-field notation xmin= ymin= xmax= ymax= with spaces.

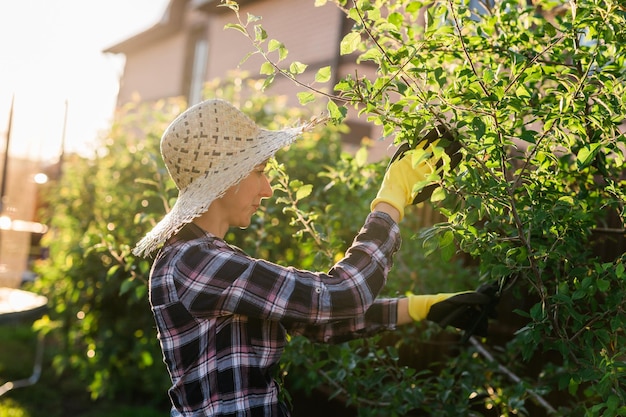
xmin=224 ymin=23 xmax=247 ymax=35
xmin=406 ymin=2 xmax=421 ymax=12
xmin=440 ymin=241 xmax=456 ymax=261
xmin=119 ymin=278 xmax=134 ymax=296
xmin=356 ymin=0 xmax=373 ymax=11
xmin=515 ymin=84 xmax=531 ymax=98
xmin=576 ymin=143 xmax=601 ymax=169
xmin=340 ymin=32 xmax=361 ymax=55
xmin=289 ymin=179 xmax=304 ymax=189
xmin=254 ymin=25 xmax=267 ymax=42
xmin=388 ymin=12 xmax=403 ymax=29
xmin=568 ymin=378 xmax=579 ymax=396
xmin=238 ymin=51 xmax=256 ymax=66
xmin=140 ymin=350 xmax=154 ymax=367
xmin=483 ymin=69 xmax=495 ymax=83
xmin=218 ymin=1 xmax=239 ymax=12
xmin=106 ymin=264 xmax=120 ymax=279
xmin=261 ymin=73 xmax=275 ymax=90
xmin=268 ymin=39 xmax=282 ymax=52
xmin=246 ymin=13 xmax=261 ymax=24
xmin=289 ymin=61 xmax=308 ymax=75
xmin=260 ymin=62 xmax=274 ymax=75
xmin=327 ymin=100 xmax=347 ymax=122
xmin=439 ymin=230 xmax=455 ymax=248
xmin=295 ymin=184 xmax=313 ymax=200
xmin=267 ymin=39 xmax=287 ymax=61
xmin=409 ymin=147 xmax=432 ymax=166
xmin=347 ymin=8 xmax=360 ymax=23
xmin=529 ymin=303 xmax=545 ymax=321
xmin=520 ymin=129 xmax=538 ymax=144
xmin=358 ymin=48 xmax=382 ymax=64
xmin=278 ymin=44 xmax=288 ymax=61
xmin=596 ymin=279 xmax=610 ymax=292
xmin=430 ymin=187 xmax=446 ymax=202
xmin=422 ymin=234 xmax=439 ymax=257
xmin=472 ymin=117 xmax=486 ymax=140
xmin=607 ymin=395 xmax=620 ymax=411
xmin=314 ymin=66 xmax=331 ymax=83
xmin=297 ymin=91 xmax=315 ymax=105
xmin=355 ymin=147 xmax=368 ymax=167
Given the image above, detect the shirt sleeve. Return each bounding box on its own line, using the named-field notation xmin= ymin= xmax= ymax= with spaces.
xmin=152 ymin=211 xmax=401 ymax=326
xmin=284 ymin=297 xmax=399 ymax=343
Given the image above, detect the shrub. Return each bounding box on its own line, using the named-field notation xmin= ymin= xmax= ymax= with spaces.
xmin=33 ymin=98 xmax=184 ymax=403
xmin=224 ymin=0 xmax=626 ymax=415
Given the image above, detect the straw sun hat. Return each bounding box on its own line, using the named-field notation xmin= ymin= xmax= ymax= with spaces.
xmin=133 ymin=99 xmax=322 ymax=257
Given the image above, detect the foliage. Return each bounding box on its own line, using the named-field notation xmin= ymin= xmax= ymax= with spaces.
xmin=0 ymin=322 xmax=167 ymax=417
xmin=31 ymin=68 xmax=474 ymax=413
xmin=223 ymin=0 xmax=626 ymax=415
xmin=31 ymin=0 xmax=626 ymax=414
xmin=31 ymin=99 xmax=184 ymax=404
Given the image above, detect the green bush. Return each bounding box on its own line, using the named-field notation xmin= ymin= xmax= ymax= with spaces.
xmin=33 ymin=70 xmax=477 ymax=413
xmin=33 ymin=0 xmax=626 ymax=413
xmin=32 ymin=99 xmax=184 ymax=404
xmin=224 ymin=0 xmax=626 ymax=415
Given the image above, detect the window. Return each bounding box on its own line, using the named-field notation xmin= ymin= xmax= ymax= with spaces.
xmin=183 ymin=26 xmax=209 ymax=105
xmin=189 ymin=37 xmax=209 ymax=105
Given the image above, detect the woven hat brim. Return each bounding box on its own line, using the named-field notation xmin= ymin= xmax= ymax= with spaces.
xmin=133 ymin=124 xmax=312 ymax=257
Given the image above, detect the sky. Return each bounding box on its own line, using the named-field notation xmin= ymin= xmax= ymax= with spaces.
xmin=0 ymin=0 xmax=170 ymax=163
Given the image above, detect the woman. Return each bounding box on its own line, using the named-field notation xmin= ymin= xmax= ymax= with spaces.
xmin=133 ymin=99 xmax=495 ymax=417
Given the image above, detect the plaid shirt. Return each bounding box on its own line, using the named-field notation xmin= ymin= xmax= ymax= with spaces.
xmin=149 ymin=211 xmax=401 ymax=417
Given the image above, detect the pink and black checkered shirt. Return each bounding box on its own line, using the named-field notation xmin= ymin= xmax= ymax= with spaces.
xmin=149 ymin=211 xmax=401 ymax=416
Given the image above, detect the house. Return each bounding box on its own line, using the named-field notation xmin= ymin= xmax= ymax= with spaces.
xmin=104 ymin=0 xmax=394 ymax=158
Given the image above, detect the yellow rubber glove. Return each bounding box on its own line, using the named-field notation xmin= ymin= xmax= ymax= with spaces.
xmin=407 ymin=289 xmax=498 ymax=337
xmin=371 ymin=125 xmax=461 ymax=221
xmin=407 ymin=293 xmax=464 ymax=321
xmin=370 ymin=142 xmax=433 ymax=221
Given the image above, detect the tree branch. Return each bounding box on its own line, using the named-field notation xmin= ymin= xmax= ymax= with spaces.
xmin=469 ymin=336 xmax=558 ymax=415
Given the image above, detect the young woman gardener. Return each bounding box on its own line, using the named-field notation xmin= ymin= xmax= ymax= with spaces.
xmin=134 ymin=99 xmax=495 ymax=417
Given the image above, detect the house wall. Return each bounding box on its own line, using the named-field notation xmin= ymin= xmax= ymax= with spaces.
xmin=108 ymin=0 xmax=395 ymax=160
xmin=117 ymin=33 xmax=188 ymax=104
xmin=114 ymin=0 xmax=345 ymax=106
xmin=206 ymin=1 xmax=393 ymax=158
xmin=206 ymin=0 xmax=343 ymax=100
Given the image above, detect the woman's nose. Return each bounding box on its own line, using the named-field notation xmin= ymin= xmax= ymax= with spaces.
xmin=261 ymin=174 xmax=273 ymax=198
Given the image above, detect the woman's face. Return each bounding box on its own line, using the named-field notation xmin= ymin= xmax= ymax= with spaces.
xmin=217 ymin=161 xmax=273 ymax=229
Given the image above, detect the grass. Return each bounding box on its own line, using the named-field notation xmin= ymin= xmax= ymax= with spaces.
xmin=0 ymin=322 xmax=167 ymax=417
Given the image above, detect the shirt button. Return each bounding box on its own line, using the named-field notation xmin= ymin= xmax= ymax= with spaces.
xmin=315 ymin=287 xmax=321 ymax=294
